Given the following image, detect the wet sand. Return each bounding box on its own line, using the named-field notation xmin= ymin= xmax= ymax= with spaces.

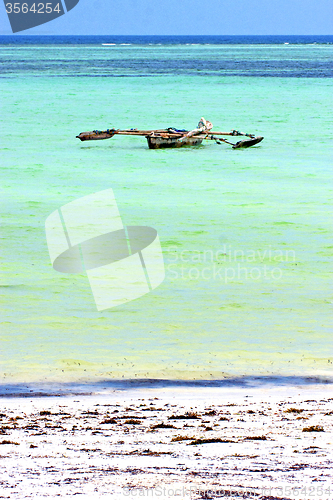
xmin=0 ymin=385 xmax=332 ymax=499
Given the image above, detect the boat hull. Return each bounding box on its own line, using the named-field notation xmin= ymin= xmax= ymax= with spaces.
xmin=146 ymin=135 xmax=203 ymax=149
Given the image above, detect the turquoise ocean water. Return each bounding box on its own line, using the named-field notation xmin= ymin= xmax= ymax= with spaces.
xmin=1 ymin=36 xmax=332 ymax=387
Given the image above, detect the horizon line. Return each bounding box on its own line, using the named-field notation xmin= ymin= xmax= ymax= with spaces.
xmin=1 ymin=34 xmax=332 ymax=37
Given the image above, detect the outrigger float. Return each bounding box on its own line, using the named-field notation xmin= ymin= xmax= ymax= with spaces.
xmin=76 ymin=118 xmax=264 ymax=150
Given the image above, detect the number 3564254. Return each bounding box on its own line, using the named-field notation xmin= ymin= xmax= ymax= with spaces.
xmin=5 ymin=3 xmax=61 ymax=14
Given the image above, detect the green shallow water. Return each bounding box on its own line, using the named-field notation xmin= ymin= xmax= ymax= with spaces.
xmin=0 ymin=43 xmax=332 ymax=383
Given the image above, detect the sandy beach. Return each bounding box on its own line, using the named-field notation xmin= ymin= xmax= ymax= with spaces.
xmin=0 ymin=383 xmax=332 ymax=499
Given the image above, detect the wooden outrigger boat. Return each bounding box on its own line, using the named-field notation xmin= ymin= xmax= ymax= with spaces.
xmin=76 ymin=118 xmax=264 ymax=150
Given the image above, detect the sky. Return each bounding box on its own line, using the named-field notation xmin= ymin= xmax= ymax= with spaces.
xmin=0 ymin=0 xmax=332 ymax=35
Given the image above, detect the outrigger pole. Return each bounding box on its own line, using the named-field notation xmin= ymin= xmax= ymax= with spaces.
xmin=76 ymin=128 xmax=257 ymax=140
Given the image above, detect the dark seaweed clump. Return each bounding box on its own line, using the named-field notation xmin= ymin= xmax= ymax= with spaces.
xmin=302 ymin=425 xmax=324 ymax=432
xmin=188 ymin=438 xmax=234 ymax=445
xmin=168 ymin=412 xmax=198 ymax=420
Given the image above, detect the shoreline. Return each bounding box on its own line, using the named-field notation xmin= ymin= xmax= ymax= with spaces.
xmin=1 ymin=375 xmax=332 ymax=398
xmin=1 ymin=384 xmax=332 ymax=498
